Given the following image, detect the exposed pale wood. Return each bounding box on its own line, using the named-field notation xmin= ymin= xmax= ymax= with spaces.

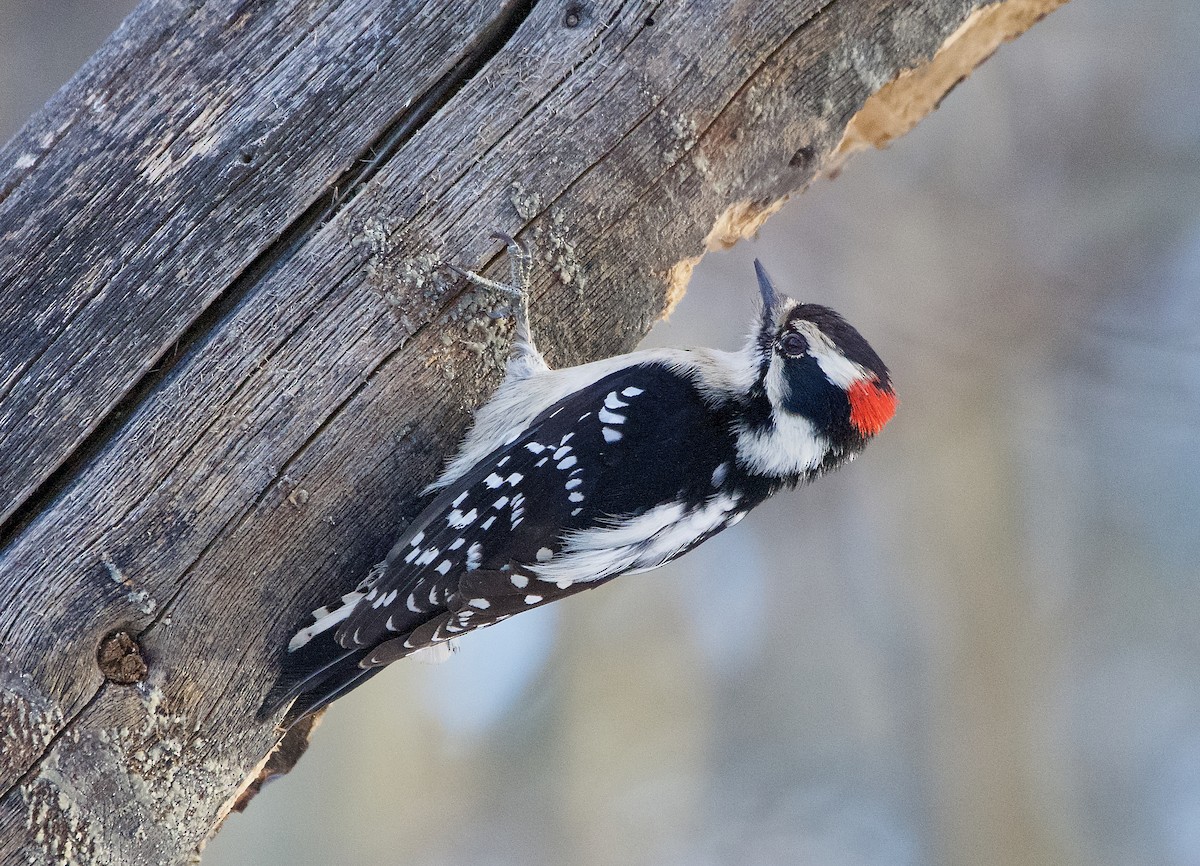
xmin=0 ymin=0 xmax=1065 ymax=862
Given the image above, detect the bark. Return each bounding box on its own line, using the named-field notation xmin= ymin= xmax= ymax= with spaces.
xmin=0 ymin=0 xmax=1066 ymax=862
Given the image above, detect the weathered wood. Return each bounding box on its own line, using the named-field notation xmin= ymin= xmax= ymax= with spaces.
xmin=0 ymin=0 xmax=1065 ymax=862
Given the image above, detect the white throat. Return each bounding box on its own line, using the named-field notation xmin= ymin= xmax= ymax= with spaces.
xmin=733 ymin=352 xmax=828 ymax=478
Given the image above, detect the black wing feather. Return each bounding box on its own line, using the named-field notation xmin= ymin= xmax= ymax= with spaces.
xmin=262 ymin=362 xmax=761 ymax=725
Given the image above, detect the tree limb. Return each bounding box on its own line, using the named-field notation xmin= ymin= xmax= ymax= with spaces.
xmin=0 ymin=0 xmax=1066 ymax=861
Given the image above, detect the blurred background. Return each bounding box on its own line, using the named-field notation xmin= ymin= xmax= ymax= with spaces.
xmin=5 ymin=0 xmax=1200 ymax=863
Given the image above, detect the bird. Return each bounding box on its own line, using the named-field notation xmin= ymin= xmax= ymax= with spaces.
xmin=258 ymin=233 xmax=896 ymax=727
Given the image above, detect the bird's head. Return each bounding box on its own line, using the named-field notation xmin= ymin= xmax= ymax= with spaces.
xmin=736 ymin=261 xmax=897 ymax=481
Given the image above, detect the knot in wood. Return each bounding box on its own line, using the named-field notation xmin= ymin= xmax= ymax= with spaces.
xmin=563 ymin=3 xmax=585 ymax=28
xmin=97 ymin=630 xmax=148 ymax=684
xmin=789 ymin=145 xmax=816 ymax=169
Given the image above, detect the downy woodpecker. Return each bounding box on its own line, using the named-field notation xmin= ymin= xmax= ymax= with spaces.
xmin=259 ymin=235 xmax=896 ymax=726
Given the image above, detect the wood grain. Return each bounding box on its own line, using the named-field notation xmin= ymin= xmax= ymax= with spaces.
xmin=0 ymin=0 xmax=1064 ymax=861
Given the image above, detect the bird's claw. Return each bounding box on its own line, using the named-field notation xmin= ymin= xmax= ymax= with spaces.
xmin=447 ymin=231 xmax=533 ymax=302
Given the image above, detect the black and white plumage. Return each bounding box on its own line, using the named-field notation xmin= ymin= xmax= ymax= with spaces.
xmin=258 ymin=236 xmax=897 ymax=726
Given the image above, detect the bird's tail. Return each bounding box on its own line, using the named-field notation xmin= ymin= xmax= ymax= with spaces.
xmin=256 ymin=628 xmax=380 ymax=728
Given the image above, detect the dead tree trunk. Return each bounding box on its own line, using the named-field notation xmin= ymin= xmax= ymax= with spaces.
xmin=0 ymin=0 xmax=1065 ymax=862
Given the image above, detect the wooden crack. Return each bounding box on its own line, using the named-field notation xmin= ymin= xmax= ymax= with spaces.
xmin=0 ymin=682 xmax=108 ymax=803
xmin=0 ymin=0 xmax=540 ymax=556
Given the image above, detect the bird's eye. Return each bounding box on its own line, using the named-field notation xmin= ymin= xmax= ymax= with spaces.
xmin=779 ymin=332 xmax=807 ymax=357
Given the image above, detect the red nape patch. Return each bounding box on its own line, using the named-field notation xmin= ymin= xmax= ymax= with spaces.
xmin=848 ymin=380 xmax=897 ymax=437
